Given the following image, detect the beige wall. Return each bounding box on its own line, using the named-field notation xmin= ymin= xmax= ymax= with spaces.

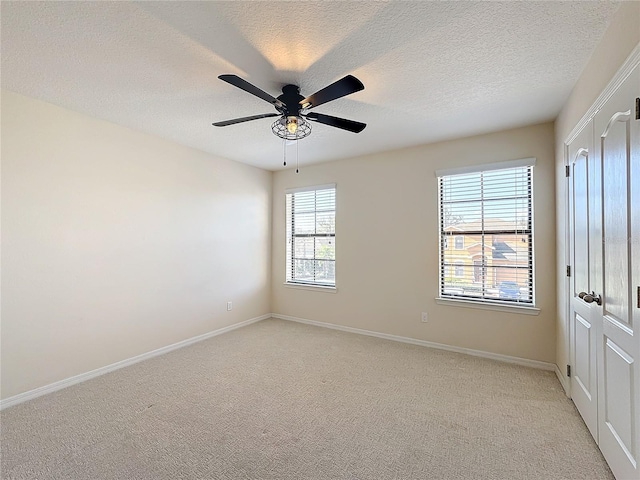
xmin=272 ymin=122 xmax=557 ymax=363
xmin=554 ymin=3 xmax=640 ymax=384
xmin=1 ymin=91 xmax=272 ymax=400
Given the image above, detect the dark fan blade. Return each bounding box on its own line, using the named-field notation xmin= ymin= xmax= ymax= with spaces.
xmin=300 ymin=75 xmax=364 ymax=110
xmin=218 ymin=75 xmax=285 ymax=110
xmin=212 ymin=113 xmax=280 ymax=127
xmin=302 ymin=112 xmax=366 ymax=133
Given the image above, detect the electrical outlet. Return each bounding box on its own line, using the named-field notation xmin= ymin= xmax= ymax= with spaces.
xmin=227 ymin=301 xmax=232 ymax=311
xmin=421 ymin=312 xmax=428 ymax=323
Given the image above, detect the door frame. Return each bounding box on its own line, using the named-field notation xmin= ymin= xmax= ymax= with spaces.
xmin=563 ymin=141 xmax=572 ymax=397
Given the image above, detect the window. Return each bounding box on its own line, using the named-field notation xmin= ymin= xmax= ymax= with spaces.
xmin=473 ymin=257 xmax=487 ymax=283
xmin=454 ymin=262 xmax=464 ymax=278
xmin=437 ymin=159 xmax=534 ymax=305
xmin=286 ymin=185 xmax=336 ymax=287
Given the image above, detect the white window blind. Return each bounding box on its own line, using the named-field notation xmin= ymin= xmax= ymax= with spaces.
xmin=286 ymin=185 xmax=336 ymax=287
xmin=438 ymin=164 xmax=533 ymax=305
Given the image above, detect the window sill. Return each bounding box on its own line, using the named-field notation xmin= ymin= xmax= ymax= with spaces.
xmin=435 ymin=297 xmax=540 ymax=316
xmin=284 ymin=283 xmax=337 ymax=293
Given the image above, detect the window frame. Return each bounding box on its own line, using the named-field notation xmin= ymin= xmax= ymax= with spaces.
xmin=285 ymin=184 xmax=336 ymax=289
xmin=436 ymin=158 xmax=536 ymax=310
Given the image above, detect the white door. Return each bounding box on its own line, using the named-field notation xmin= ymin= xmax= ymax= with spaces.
xmin=593 ymin=63 xmax=639 ymax=480
xmin=568 ymin=120 xmax=599 ymax=441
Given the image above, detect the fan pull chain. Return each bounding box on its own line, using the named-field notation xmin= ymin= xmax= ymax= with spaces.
xmin=283 ymin=138 xmax=287 ymax=166
xmin=295 ymin=138 xmax=299 ymax=174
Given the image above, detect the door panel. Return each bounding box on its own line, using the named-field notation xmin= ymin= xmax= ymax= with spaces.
xmin=594 ymin=63 xmax=639 ymax=480
xmin=604 ymin=338 xmax=634 ymax=462
xmin=602 ymin=118 xmax=631 ymax=326
xmin=574 ymin=314 xmax=593 ymax=398
xmin=573 ymin=150 xmax=590 ymax=292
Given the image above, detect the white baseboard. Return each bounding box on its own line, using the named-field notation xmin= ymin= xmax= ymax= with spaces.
xmin=0 ymin=314 xmax=271 ymax=410
xmin=554 ymin=363 xmax=571 ymax=397
xmin=272 ymin=313 xmax=556 ymax=372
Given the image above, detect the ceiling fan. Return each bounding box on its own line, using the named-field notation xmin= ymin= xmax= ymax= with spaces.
xmin=212 ymin=74 xmax=366 ymax=140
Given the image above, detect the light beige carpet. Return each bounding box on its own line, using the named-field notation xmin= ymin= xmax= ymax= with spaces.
xmin=1 ymin=318 xmax=612 ymax=479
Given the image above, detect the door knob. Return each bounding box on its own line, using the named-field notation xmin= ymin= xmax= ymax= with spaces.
xmin=582 ymin=291 xmax=602 ymax=306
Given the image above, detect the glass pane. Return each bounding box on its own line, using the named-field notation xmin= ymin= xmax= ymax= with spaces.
xmin=316 ymin=211 xmax=335 ymax=234
xmin=293 ymin=237 xmax=315 ymax=259
xmin=442 ymin=234 xmax=530 ymax=267
xmin=315 ymin=237 xmax=335 ymax=260
xmin=482 ymin=198 xmax=530 ymax=230
xmin=441 ymin=234 xmax=531 ymax=301
xmin=291 ymin=258 xmax=335 ymax=285
xmin=294 ymin=212 xmax=316 ymax=234
xmin=442 ymin=201 xmax=482 ymax=227
xmin=315 ymin=189 xmax=336 ymax=211
xmin=292 ymin=191 xmax=317 ymax=213
xmin=441 ymin=173 xmax=482 ymax=201
xmin=314 ymin=260 xmax=335 ymax=284
xmin=491 ymin=233 xmax=531 ymax=266
xmin=491 ymin=267 xmax=532 ymax=302
xmin=441 ymin=264 xmax=478 ymax=296
xmin=293 ymin=259 xmax=316 ymax=282
xmin=483 ymin=168 xmax=529 ymax=199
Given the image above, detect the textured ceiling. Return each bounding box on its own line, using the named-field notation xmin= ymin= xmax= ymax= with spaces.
xmin=1 ymin=1 xmax=620 ymax=171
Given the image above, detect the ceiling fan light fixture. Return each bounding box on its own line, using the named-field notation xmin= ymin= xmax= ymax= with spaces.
xmin=271 ymin=116 xmax=311 ymax=140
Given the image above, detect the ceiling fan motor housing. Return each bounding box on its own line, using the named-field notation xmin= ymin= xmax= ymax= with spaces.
xmin=277 ymin=85 xmax=305 ymax=116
